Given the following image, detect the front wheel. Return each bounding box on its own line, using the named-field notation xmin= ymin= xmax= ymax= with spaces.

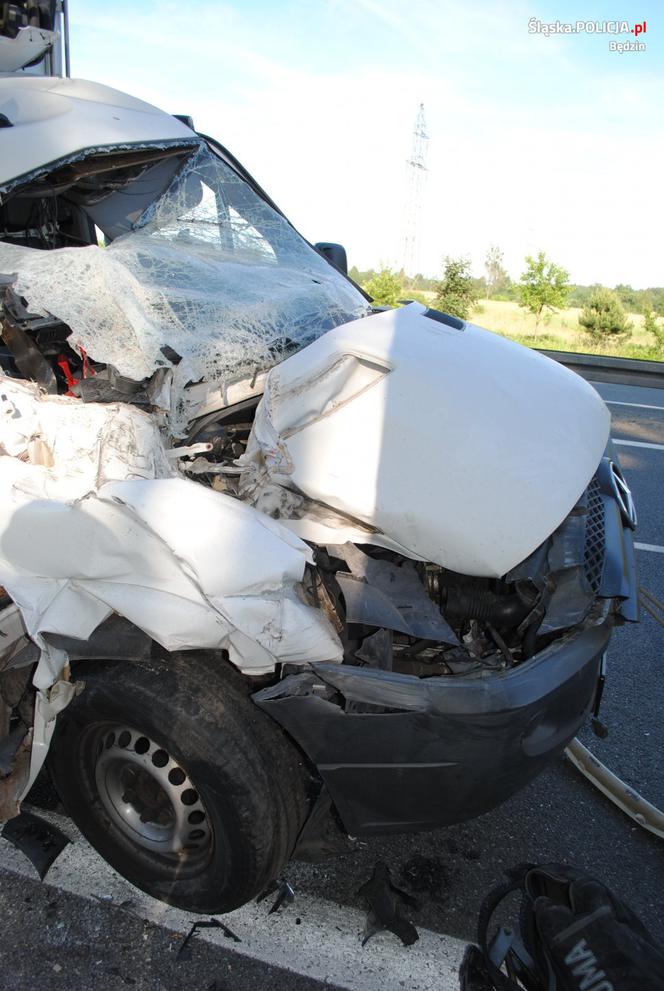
xmin=48 ymin=651 xmax=308 ymax=913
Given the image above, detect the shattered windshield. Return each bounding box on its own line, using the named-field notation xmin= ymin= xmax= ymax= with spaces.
xmin=0 ymin=141 xmax=369 ymax=433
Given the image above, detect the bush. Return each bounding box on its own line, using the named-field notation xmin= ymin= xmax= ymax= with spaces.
xmin=364 ymin=267 xmax=403 ymax=308
xmin=578 ymin=288 xmax=631 ymax=339
xmin=644 ymin=308 xmax=664 ymax=351
xmin=434 ymin=257 xmax=478 ymax=320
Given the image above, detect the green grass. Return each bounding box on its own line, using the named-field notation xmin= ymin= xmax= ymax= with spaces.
xmin=471 ymin=299 xmax=664 ymax=362
xmin=362 ymin=288 xmax=664 ymax=361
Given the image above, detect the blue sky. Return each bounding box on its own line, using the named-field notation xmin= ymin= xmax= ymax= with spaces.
xmin=70 ymin=1 xmax=662 ymax=286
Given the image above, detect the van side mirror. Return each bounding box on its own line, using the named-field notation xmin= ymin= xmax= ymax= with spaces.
xmin=315 ymin=242 xmax=348 ymax=275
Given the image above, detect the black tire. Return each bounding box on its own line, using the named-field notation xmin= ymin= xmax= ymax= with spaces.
xmin=48 ymin=651 xmax=308 ymax=913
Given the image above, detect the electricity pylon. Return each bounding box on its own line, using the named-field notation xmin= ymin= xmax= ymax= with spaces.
xmin=400 ymin=103 xmax=429 ymax=277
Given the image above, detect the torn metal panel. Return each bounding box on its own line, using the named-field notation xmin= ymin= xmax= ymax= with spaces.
xmin=0 ymin=375 xmax=342 ymax=696
xmin=0 ymin=375 xmax=173 ymax=488
xmin=0 ymin=476 xmax=343 ymax=683
xmin=356 ymin=629 xmax=393 ymax=670
xmin=504 ymin=541 xmax=550 ymax=583
xmin=0 ymin=26 xmax=56 ymax=74
xmin=20 ymin=679 xmax=78 ymax=799
xmin=331 ymin=543 xmax=458 ymax=644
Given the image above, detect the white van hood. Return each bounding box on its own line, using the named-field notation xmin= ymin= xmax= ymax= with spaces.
xmin=242 ymin=303 xmax=611 ymax=578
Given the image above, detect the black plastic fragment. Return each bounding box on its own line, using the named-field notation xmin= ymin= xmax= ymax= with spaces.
xmin=160 ymin=344 xmax=183 ymax=365
xmin=0 ymin=311 xmax=58 ymax=393
xmin=177 ymin=919 xmax=241 ymax=961
xmin=358 ymin=861 xmax=419 ymax=947
xmin=331 ymin=543 xmax=458 ymax=644
xmin=257 ymin=877 xmax=295 ymax=914
xmin=1 ymin=810 xmax=70 ymax=880
xmin=459 ymin=943 xmax=494 ymax=991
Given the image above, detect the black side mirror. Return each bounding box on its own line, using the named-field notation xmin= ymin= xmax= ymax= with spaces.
xmin=315 ymin=242 xmax=348 ymax=275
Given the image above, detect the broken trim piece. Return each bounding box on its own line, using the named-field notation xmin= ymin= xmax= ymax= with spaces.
xmin=330 ymin=543 xmax=458 ymax=644
xmin=565 ymin=737 xmax=664 ymax=841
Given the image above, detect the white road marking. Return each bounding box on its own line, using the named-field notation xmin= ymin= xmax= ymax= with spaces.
xmin=613 ymin=439 xmax=664 ymax=451
xmin=635 ymin=542 xmax=664 ymax=554
xmin=0 ymin=808 xmax=466 ymax=991
xmin=605 ymin=400 xmax=664 ymax=412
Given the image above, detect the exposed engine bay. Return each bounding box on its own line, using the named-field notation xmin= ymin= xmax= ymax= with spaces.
xmin=183 ymin=397 xmax=615 ymax=678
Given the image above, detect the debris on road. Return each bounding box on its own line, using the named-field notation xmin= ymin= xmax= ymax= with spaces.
xmin=1 ymin=808 xmax=69 ymax=879
xmin=177 ymin=919 xmax=241 ymax=961
xmin=257 ymin=877 xmax=295 ymax=914
xmin=358 ymin=861 xmax=419 ymax=947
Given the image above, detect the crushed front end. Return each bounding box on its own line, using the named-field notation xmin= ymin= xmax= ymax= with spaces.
xmin=0 ymin=74 xmax=638 ymax=846
xmin=254 ymin=451 xmax=637 ymax=835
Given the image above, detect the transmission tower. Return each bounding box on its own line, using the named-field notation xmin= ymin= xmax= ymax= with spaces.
xmin=401 ymin=103 xmax=429 ymax=277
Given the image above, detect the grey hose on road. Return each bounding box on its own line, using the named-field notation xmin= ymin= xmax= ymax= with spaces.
xmin=565 ymin=738 xmax=664 ymax=841
xmin=565 ymin=585 xmax=664 ymax=841
xmin=639 ymin=585 xmax=664 ymax=628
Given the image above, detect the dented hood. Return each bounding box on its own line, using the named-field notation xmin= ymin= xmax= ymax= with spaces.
xmin=245 ymin=303 xmax=611 ymax=577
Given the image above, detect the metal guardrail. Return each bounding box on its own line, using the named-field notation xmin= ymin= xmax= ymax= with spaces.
xmin=537 ymin=349 xmax=664 ymax=390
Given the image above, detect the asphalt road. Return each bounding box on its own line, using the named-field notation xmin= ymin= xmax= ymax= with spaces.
xmin=1 ymin=378 xmax=662 ymax=990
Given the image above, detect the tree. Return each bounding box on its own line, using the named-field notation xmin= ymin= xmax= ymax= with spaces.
xmin=614 ymin=283 xmax=638 ymax=312
xmin=434 ymin=257 xmax=478 ymax=320
xmin=578 ymin=287 xmax=631 ymax=340
xmin=485 ymin=245 xmax=510 ymax=298
xmin=518 ymin=251 xmax=569 ymax=328
xmin=643 ymin=305 xmax=664 ymax=351
xmin=364 ymin=267 xmax=402 ymax=307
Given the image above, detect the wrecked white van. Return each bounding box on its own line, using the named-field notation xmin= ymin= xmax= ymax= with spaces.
xmin=0 ymin=69 xmax=638 ymax=909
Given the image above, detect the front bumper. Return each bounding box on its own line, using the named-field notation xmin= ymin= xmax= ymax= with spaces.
xmin=255 ymin=453 xmax=638 ymax=836
xmin=255 ymin=619 xmax=611 ymax=834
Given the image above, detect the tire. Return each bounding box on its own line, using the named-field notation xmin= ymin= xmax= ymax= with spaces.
xmin=48 ymin=651 xmax=308 ymax=913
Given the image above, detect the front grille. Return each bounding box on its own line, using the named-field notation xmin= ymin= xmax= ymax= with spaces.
xmin=584 ymin=477 xmax=605 ymax=593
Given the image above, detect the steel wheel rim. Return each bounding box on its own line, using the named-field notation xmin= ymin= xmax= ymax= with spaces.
xmin=94 ymin=725 xmax=212 ymax=860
